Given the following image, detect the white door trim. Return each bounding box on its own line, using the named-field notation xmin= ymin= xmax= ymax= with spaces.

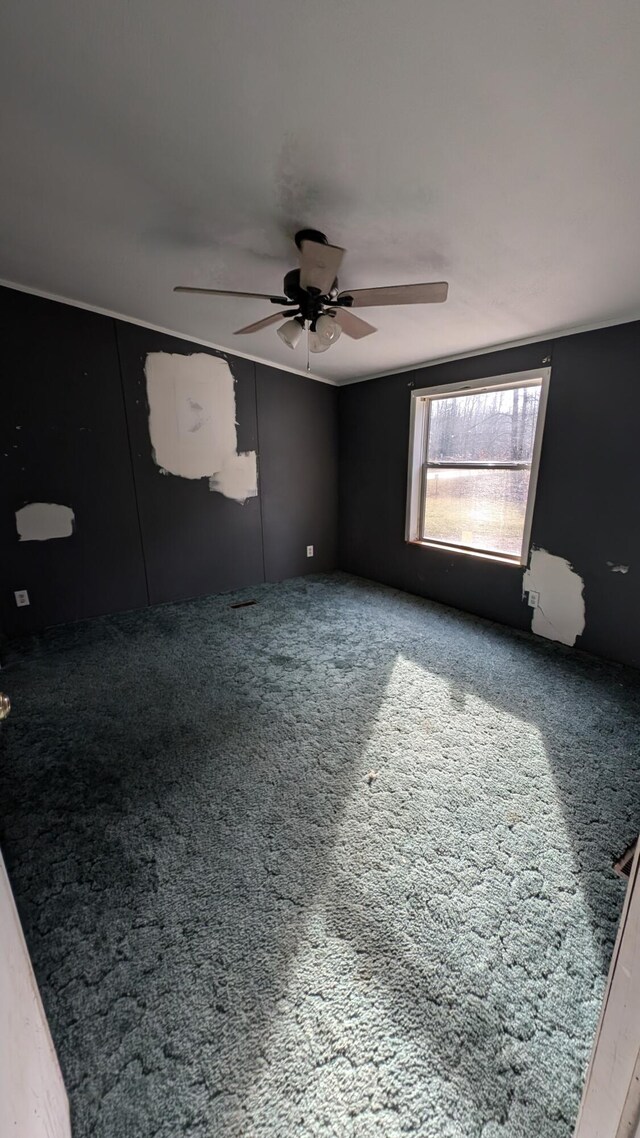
xmin=0 ymin=850 xmax=71 ymax=1138
xmin=574 ymin=838 xmax=640 ymax=1138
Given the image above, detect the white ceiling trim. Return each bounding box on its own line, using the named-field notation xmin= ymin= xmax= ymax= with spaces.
xmin=342 ymin=311 xmax=640 ymax=386
xmin=0 ymin=277 xmax=335 ymax=386
xmin=4 ymin=276 xmax=638 ymax=392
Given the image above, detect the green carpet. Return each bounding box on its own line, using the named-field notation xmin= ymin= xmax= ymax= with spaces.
xmin=1 ymin=573 xmax=638 ymax=1138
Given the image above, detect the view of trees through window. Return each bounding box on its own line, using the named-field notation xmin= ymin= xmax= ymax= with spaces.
xmin=421 ymin=383 xmax=542 ymax=558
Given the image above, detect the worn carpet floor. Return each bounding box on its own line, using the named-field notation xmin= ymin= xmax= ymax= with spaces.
xmin=1 ymin=573 xmax=639 ymax=1138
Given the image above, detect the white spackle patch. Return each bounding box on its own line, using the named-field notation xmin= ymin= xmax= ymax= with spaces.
xmin=523 ymin=548 xmax=585 ymax=647
xmin=208 ymin=452 xmax=258 ymax=503
xmin=145 ymin=352 xmax=257 ymax=502
xmin=15 ymin=503 xmax=75 ymax=542
xmin=606 ymin=562 xmax=630 ymax=574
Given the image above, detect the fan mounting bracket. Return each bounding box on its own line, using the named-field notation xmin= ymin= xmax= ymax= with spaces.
xmin=294 ymin=228 xmax=328 ymax=251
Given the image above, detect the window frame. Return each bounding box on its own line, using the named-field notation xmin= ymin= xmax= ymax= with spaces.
xmin=405 ymin=367 xmax=551 ymax=566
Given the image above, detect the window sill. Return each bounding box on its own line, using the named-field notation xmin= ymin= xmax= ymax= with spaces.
xmin=408 ymin=539 xmax=524 ymax=567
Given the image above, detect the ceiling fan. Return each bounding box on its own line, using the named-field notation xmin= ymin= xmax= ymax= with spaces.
xmin=174 ymin=229 xmax=449 ymax=356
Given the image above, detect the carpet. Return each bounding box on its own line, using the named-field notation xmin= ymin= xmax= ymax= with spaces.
xmin=1 ymin=573 xmax=638 ymax=1138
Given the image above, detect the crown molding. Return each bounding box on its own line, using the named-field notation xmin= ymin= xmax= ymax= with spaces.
xmin=0 ymin=277 xmax=337 ymax=386
xmin=339 ymin=311 xmax=640 ymax=385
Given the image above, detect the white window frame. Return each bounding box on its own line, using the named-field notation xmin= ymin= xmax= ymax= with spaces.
xmin=405 ymin=367 xmax=551 ymax=566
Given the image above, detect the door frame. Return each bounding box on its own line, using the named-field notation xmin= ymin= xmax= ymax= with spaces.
xmin=574 ymin=838 xmax=640 ymax=1138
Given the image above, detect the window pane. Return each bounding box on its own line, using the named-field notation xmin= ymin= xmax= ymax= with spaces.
xmin=427 ymin=384 xmax=541 ymax=463
xmin=422 ymin=467 xmax=532 ymax=557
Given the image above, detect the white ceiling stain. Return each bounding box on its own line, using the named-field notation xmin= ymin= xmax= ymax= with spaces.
xmin=1 ymin=1 xmax=640 ymax=383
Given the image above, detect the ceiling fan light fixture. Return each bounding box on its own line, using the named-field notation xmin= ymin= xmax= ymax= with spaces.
xmin=277 ymin=317 xmax=304 ymax=349
xmin=315 ymin=312 xmax=342 ymax=346
xmin=308 ymin=330 xmax=331 ymax=354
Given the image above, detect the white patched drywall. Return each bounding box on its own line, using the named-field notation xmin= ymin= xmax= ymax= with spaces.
xmin=523 ymin=548 xmax=586 ymax=647
xmin=145 ymin=353 xmax=257 ymax=503
xmin=15 ymin=503 xmax=75 ymax=542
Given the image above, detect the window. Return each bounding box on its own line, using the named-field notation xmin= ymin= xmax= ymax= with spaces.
xmin=406 ymin=368 xmax=549 ymax=563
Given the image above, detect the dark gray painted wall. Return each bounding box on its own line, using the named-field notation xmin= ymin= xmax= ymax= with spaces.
xmin=116 ymin=323 xmax=264 ymax=606
xmin=257 ymin=365 xmax=338 ymax=580
xmin=339 ymin=322 xmax=640 ymax=668
xmin=0 ymin=286 xmax=339 ymax=635
xmin=0 ymin=289 xmax=147 ymax=636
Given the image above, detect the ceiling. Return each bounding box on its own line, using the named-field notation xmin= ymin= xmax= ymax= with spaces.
xmin=1 ymin=0 xmax=640 ymax=385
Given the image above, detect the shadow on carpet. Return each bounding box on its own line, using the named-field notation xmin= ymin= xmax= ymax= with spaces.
xmin=1 ymin=573 xmax=638 ymax=1138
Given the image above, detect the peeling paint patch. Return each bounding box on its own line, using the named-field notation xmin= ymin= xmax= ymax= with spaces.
xmin=523 ymin=548 xmax=585 ymax=647
xmin=145 ymin=352 xmax=257 ymax=502
xmin=607 ymin=562 xmax=630 ymax=574
xmin=16 ymin=503 xmax=74 ymax=542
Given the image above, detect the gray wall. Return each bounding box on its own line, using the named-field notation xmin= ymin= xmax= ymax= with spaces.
xmin=338 ymin=322 xmax=640 ymax=668
xmin=257 ymin=365 xmax=338 ymax=581
xmin=0 ymin=289 xmax=148 ymax=634
xmin=116 ymin=322 xmax=264 ymax=606
xmin=0 ymin=286 xmax=338 ymax=635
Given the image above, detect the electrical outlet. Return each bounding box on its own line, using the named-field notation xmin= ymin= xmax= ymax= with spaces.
xmin=15 ymin=589 xmax=30 ymax=607
xmin=527 ymin=590 xmax=540 ymax=609
xmin=306 ymin=545 xmax=314 ymax=558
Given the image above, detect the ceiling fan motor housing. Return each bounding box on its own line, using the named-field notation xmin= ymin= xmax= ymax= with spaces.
xmin=288 ymin=230 xmax=342 ymax=324
xmin=293 ymin=228 xmax=328 ymax=251
xmin=282 ymin=267 xmax=340 ymax=327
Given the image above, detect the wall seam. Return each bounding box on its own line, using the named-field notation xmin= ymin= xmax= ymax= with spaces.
xmin=253 ymin=363 xmax=268 ymax=585
xmin=112 ymin=319 xmax=151 ymax=608
xmin=335 ymin=385 xmax=348 ymax=573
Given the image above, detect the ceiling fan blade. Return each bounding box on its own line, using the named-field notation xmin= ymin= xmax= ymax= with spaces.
xmin=338 ymin=281 xmax=449 ymax=307
xmin=174 ymin=286 xmax=289 ymax=303
xmin=299 ymin=241 xmax=345 ymax=294
xmin=234 ymin=311 xmax=293 ymax=335
xmin=333 ymin=308 xmax=377 ymax=340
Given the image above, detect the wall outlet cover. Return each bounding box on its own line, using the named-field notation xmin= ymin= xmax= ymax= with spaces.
xmin=15 ymin=590 xmax=30 ymax=607
xmin=528 ymin=590 xmax=540 ymax=609
xmin=306 ymin=545 xmax=314 ymax=557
